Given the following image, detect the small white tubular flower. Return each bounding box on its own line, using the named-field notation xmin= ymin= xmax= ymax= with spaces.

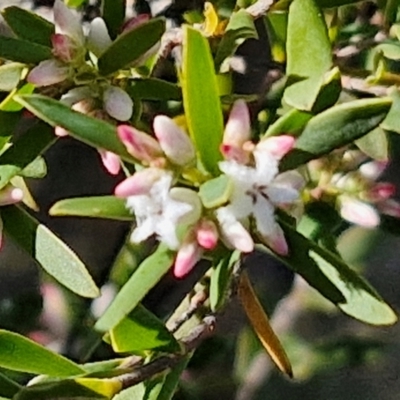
xmin=339 ymin=195 xmax=380 ymax=228
xmin=53 ymin=0 xmax=84 ymax=46
xmin=27 ymin=59 xmax=69 ymax=87
xmin=87 ymin=17 xmax=112 ymax=57
xmin=103 ymin=86 xmax=133 ymax=122
xmin=216 ymin=135 xmax=302 ymax=255
xmin=125 ymin=172 xmax=197 ymax=250
xmin=0 ymin=185 xmax=24 ymax=206
xmin=153 ymin=116 xmax=195 ymax=166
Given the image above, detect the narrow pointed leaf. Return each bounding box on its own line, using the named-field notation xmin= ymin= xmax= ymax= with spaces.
xmin=238 ymin=272 xmax=293 ymax=377
xmin=0 ymin=122 xmax=54 ymax=190
xmin=98 ymin=18 xmax=165 ymax=76
xmin=0 ymin=329 xmax=84 ymax=376
xmin=284 ymin=0 xmax=332 ymax=110
xmin=2 ymin=6 xmax=54 ymax=47
xmin=381 ymin=89 xmax=400 ymax=133
xmin=2 ymin=205 xmax=100 ymax=298
xmin=0 ymin=36 xmax=52 ymax=63
xmin=101 ymin=0 xmax=125 ymax=39
xmin=274 ymin=221 xmax=397 ymax=325
xmin=265 ymin=108 xmax=312 ymax=137
xmin=110 ymin=304 xmax=180 ymax=354
xmin=14 ymin=379 xmax=118 ymax=400
xmin=0 ymin=63 xmax=24 ymax=92
xmin=50 ymin=196 xmax=132 ymax=221
xmin=15 ymin=95 xmax=136 ymax=163
xmin=95 ymin=245 xmax=174 ymax=332
xmin=210 ymin=251 xmax=240 ymax=312
xmin=127 ymin=78 xmax=182 ymax=101
xmin=355 ymin=127 xmax=388 ymax=161
xmin=281 ymin=97 xmax=392 ymax=170
xmin=182 ymin=25 xmax=224 ymax=175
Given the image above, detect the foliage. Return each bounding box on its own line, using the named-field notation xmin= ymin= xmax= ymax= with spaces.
xmin=0 ymin=0 xmax=399 ymax=398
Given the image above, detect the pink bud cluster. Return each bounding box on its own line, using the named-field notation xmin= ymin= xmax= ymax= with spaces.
xmin=307 ymin=150 xmax=400 ymax=228
xmin=115 ymin=100 xmax=305 ymax=278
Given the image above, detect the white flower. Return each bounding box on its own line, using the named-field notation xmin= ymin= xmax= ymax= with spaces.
xmin=216 ymin=136 xmax=303 ymax=255
xmin=124 ymin=171 xmax=200 ymax=250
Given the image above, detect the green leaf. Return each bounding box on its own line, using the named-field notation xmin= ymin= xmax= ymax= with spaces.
xmin=127 ymin=78 xmax=182 ymax=101
xmin=376 ymin=42 xmax=400 ymax=60
xmin=95 ymin=245 xmax=174 ymax=332
xmin=0 ymin=372 xmax=21 ymax=398
xmin=0 ymin=111 xmax=19 ymax=151
xmin=20 ymin=156 xmax=47 ymax=179
xmin=2 ymin=205 xmax=100 ymax=298
xmin=215 ymin=9 xmax=258 ymax=71
xmin=210 ymin=251 xmax=240 ymax=312
xmin=15 ymin=95 xmax=136 ymax=163
xmin=2 ymin=6 xmax=54 ymax=47
xmin=381 ymin=89 xmax=400 ymax=133
xmin=315 ymin=0 xmax=363 ymax=7
xmin=0 ymin=121 xmax=54 ymax=190
xmin=101 ymin=0 xmax=126 ymax=39
xmin=355 ymin=127 xmax=388 ymax=161
xmin=274 ymin=221 xmax=397 ymax=325
xmin=14 ymin=378 xmax=120 ymax=400
xmin=148 ymin=356 xmax=190 ymax=400
xmin=284 ymin=0 xmax=332 ymax=110
xmin=265 ymin=108 xmax=312 ymax=137
xmin=113 ymin=384 xmax=145 ymax=400
xmin=0 ymin=329 xmax=84 ymax=376
xmin=281 ymin=97 xmax=392 ymax=170
xmin=181 ymin=25 xmax=224 ymax=175
xmin=0 ymin=83 xmax=35 ymax=112
xmin=110 ymin=304 xmax=180 ymax=354
xmin=0 ymin=36 xmax=52 ymax=63
xmin=50 ymin=196 xmax=132 ymax=221
xmin=98 ymin=18 xmax=165 ymax=76
xmin=199 ymin=175 xmax=232 ymax=209
xmin=0 ymin=63 xmax=24 ymax=92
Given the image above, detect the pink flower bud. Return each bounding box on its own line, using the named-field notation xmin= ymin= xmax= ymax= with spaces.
xmin=51 ymin=34 xmax=77 ymax=62
xmin=98 ymin=150 xmax=121 ymax=175
xmin=260 ymin=223 xmax=289 ymax=256
xmin=196 ymin=219 xmax=219 ymax=250
xmin=256 ymin=135 xmax=295 ymax=160
xmin=153 ymin=115 xmax=195 ymax=166
xmin=114 ymin=168 xmax=165 ymax=197
xmin=365 ymin=182 xmax=395 ymax=202
xmin=378 ymin=199 xmax=400 ymax=218
xmin=27 ymin=60 xmax=69 ymax=87
xmin=339 ymin=196 xmax=380 ymax=228
xmin=117 ymin=124 xmax=163 ymax=164
xmin=174 ymin=232 xmax=203 ymax=279
xmin=103 ymin=86 xmax=133 ymax=122
xmin=53 ymin=0 xmax=84 ymax=46
xmin=221 ymin=100 xmax=251 ymax=163
xmin=0 ymin=185 xmax=23 ymax=206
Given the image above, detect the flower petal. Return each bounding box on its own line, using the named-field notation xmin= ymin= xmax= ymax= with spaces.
xmin=196 ymin=219 xmax=219 ymax=250
xmin=174 ymin=232 xmax=203 ymax=278
xmin=87 ymin=17 xmax=112 ymax=57
xmin=0 ymin=185 xmax=23 ymax=206
xmin=216 ymin=207 xmax=254 ymax=253
xmin=256 ymin=135 xmax=295 ymax=160
xmin=98 ymin=149 xmax=121 ymax=175
xmin=115 ymin=168 xmax=165 ymax=197
xmin=27 ymin=60 xmax=69 ymax=87
xmin=339 ymin=196 xmax=380 ymax=228
xmin=261 ymin=223 xmax=289 ymax=256
xmin=103 ymin=86 xmax=133 ymax=121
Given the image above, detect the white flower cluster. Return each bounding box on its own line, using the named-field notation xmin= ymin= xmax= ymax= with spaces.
xmin=115 ymin=100 xmax=305 ymax=278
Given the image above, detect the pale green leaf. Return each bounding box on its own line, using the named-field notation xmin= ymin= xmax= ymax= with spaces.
xmin=95 ymin=245 xmax=174 ymax=332
xmin=50 ymin=196 xmax=132 ymax=221
xmin=2 ymin=205 xmax=100 ymax=298
xmin=181 ymin=25 xmax=224 ymax=175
